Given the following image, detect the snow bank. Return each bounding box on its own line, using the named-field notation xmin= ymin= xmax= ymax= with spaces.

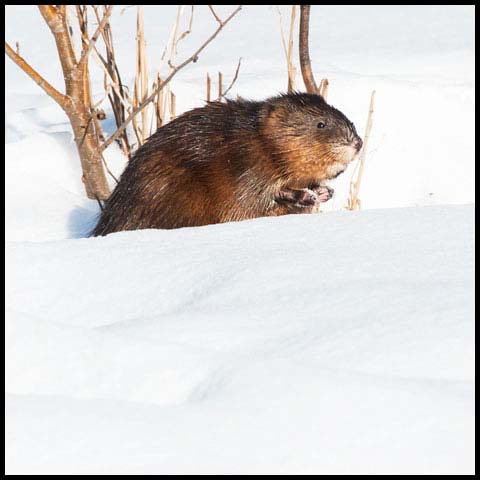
xmin=5 ymin=205 xmax=475 ymax=474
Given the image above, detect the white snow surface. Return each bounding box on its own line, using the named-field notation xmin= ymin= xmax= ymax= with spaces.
xmin=5 ymin=5 xmax=475 ymax=475
xmin=5 ymin=206 xmax=475 ymax=474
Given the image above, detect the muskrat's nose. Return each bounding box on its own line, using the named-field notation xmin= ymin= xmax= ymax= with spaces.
xmin=353 ymin=137 xmax=363 ymax=152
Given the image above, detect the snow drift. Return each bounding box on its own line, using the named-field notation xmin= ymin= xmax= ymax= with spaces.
xmin=5 ymin=205 xmax=475 ymax=474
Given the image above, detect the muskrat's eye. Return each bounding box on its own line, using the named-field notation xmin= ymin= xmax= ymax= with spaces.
xmin=317 ymin=122 xmax=326 ymax=129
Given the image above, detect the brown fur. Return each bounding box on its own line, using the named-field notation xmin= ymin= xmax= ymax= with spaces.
xmin=92 ymin=92 xmax=362 ymax=236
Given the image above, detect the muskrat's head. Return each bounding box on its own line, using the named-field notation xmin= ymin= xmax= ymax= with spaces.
xmin=260 ymin=92 xmax=362 ymax=183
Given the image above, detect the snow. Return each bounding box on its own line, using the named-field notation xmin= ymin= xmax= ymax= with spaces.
xmin=5 ymin=205 xmax=475 ymax=474
xmin=5 ymin=5 xmax=474 ymax=475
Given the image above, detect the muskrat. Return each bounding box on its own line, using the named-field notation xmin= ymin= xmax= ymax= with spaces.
xmin=92 ymin=92 xmax=362 ymax=236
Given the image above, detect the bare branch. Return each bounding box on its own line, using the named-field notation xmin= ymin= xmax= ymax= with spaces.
xmin=175 ymin=5 xmax=194 ymax=53
xmin=299 ymin=5 xmax=318 ymax=94
xmin=38 ymin=5 xmax=77 ymax=75
xmin=37 ymin=5 xmax=59 ymax=22
xmin=11 ymin=5 xmax=111 ymax=200
xmin=208 ymin=5 xmax=222 ymax=25
xmin=77 ymin=5 xmax=114 ymax=66
xmin=101 ymin=5 xmax=242 ymax=152
xmin=5 ymin=41 xmax=68 ymax=107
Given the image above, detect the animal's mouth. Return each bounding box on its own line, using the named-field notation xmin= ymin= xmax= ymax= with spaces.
xmin=325 ymin=148 xmax=359 ymax=179
xmin=331 ymin=167 xmax=346 ymax=179
xmin=337 ymin=137 xmax=363 ymax=163
xmin=341 ymin=143 xmax=362 ymax=165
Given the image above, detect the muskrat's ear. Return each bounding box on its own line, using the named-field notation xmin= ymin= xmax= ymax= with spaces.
xmin=264 ymin=103 xmax=288 ymax=120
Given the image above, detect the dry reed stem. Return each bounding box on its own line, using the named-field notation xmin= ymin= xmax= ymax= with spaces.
xmin=77 ymin=5 xmax=113 ymax=66
xmin=92 ymin=5 xmax=131 ymax=155
xmin=320 ymin=78 xmax=329 ymax=100
xmin=218 ymin=71 xmax=223 ymax=100
xmin=92 ymin=48 xmax=130 ymax=111
xmin=346 ymin=90 xmax=376 ymax=211
xmin=206 ymin=73 xmax=211 ymax=102
xmin=152 ymin=5 xmax=184 ymax=131
xmin=170 ymin=92 xmax=176 ymax=119
xmin=155 ymin=75 xmax=165 ymax=127
xmin=133 ymin=5 xmax=149 ymax=144
xmin=286 ymin=5 xmax=297 ymax=92
xmin=277 ymin=6 xmax=297 ymax=93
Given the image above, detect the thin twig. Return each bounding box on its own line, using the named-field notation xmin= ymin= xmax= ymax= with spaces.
xmin=92 ymin=5 xmax=132 ymax=155
xmin=92 ymin=46 xmax=131 ymax=111
xmin=208 ymin=5 xmax=222 ymax=24
xmin=77 ymin=5 xmax=113 ymax=66
xmin=175 ymin=5 xmax=194 ymax=53
xmin=168 ymin=5 xmax=184 ymax=69
xmin=101 ymin=155 xmax=119 ymax=184
xmin=222 ymin=57 xmax=242 ymax=98
xmin=101 ymin=5 xmax=242 ymax=152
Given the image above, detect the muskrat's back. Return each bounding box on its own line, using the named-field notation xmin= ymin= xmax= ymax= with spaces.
xmin=92 ymin=93 xmax=362 ymax=236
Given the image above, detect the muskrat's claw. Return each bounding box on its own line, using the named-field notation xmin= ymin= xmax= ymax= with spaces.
xmin=295 ymin=189 xmax=318 ymax=207
xmin=310 ymin=184 xmax=334 ymax=202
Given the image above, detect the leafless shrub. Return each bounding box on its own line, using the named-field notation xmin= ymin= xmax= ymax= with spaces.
xmin=5 ymin=5 xmax=242 ymax=201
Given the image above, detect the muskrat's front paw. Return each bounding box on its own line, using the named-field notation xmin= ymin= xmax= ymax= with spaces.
xmin=294 ymin=188 xmax=318 ymax=207
xmin=310 ymin=184 xmax=334 ymax=203
xmin=276 ymin=187 xmax=319 ymax=208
